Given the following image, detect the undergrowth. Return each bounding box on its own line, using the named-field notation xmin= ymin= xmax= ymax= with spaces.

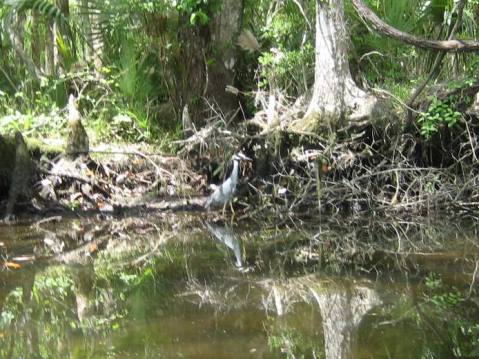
xmin=0 ymin=69 xmax=181 ymax=149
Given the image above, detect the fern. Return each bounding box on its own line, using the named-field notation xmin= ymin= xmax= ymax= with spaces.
xmin=6 ymin=0 xmax=67 ymax=25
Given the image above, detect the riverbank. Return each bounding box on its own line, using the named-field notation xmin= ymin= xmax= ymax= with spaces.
xmin=6 ymin=115 xmax=478 ymax=224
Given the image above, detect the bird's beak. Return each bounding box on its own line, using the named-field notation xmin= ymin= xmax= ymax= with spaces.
xmin=237 ymin=152 xmax=252 ymax=161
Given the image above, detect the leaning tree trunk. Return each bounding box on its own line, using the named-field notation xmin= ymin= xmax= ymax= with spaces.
xmin=294 ymin=0 xmax=376 ymax=131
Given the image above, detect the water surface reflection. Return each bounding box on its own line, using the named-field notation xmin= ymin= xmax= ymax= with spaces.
xmin=0 ymin=216 xmax=478 ymax=358
xmin=204 ymin=221 xmax=245 ymax=269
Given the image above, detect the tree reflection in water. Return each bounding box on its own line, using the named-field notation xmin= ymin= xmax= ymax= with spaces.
xmin=0 ymin=217 xmax=478 ymax=358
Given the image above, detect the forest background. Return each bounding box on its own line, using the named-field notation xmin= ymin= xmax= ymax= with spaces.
xmin=1 ymin=0 xmax=479 ymax=216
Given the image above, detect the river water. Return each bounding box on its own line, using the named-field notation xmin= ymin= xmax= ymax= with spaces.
xmin=0 ymin=214 xmax=478 ymax=358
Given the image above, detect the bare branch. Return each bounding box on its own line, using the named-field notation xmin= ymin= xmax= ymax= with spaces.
xmin=351 ymin=0 xmax=479 ymax=52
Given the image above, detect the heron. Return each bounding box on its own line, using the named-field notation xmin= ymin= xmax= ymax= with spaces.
xmin=204 ymin=152 xmax=252 ymax=213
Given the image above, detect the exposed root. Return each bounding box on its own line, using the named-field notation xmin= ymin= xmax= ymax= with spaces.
xmin=177 ymin=89 xmax=479 ymax=219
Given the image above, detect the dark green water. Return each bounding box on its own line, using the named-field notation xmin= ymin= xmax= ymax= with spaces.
xmin=0 ymin=215 xmax=478 ymax=358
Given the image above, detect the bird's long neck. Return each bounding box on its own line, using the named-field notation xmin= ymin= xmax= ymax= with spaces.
xmin=231 ymin=159 xmax=240 ymax=186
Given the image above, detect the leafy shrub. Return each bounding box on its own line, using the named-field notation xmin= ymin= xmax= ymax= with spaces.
xmin=418 ymin=97 xmax=461 ymax=140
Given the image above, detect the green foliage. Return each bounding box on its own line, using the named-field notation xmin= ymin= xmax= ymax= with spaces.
xmin=175 ymin=0 xmax=220 ymax=25
xmin=464 ymin=55 xmax=479 ymax=79
xmin=349 ymin=0 xmax=426 ymax=84
xmin=1 ymin=0 xmax=479 ymax=146
xmin=0 ymin=63 xmax=180 ymax=146
xmin=424 ymin=273 xmax=462 ymax=307
xmin=418 ymin=97 xmax=461 ymax=140
xmin=382 ymin=79 xmax=414 ymax=102
xmin=422 ymin=274 xmax=479 ymax=357
xmin=254 ymin=0 xmax=315 ymax=95
xmin=349 ymin=0 xmax=477 ymax=89
xmin=33 ymin=267 xmax=76 ymax=306
xmin=0 ymin=287 xmax=23 ymax=328
xmin=266 ymin=312 xmax=324 ymax=357
xmin=0 ymin=84 xmax=64 ymax=137
xmin=259 ymin=45 xmax=314 ymax=93
xmin=71 ymin=0 xmax=182 ymax=143
xmin=428 ymin=0 xmax=451 ymax=24
xmin=5 ymin=0 xmax=76 ymax=59
xmin=115 ymin=38 xmax=158 ymax=140
xmin=55 ymin=31 xmax=75 ymax=71
xmin=367 ymin=274 xmax=479 ymax=358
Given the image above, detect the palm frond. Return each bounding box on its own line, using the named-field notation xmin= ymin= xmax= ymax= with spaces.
xmin=6 ymin=0 xmax=67 ymax=24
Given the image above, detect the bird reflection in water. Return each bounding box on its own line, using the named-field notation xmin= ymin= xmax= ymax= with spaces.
xmin=204 ymin=221 xmax=247 ymax=271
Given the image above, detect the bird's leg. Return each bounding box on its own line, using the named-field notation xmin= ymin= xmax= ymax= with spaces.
xmin=230 ymin=201 xmax=235 ymax=223
xmin=222 ymin=202 xmax=227 ymax=217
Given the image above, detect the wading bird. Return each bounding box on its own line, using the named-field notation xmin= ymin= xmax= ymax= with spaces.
xmin=204 ymin=152 xmax=252 ymax=213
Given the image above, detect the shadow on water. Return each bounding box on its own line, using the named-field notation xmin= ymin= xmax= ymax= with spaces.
xmin=0 ymin=215 xmax=478 ymax=358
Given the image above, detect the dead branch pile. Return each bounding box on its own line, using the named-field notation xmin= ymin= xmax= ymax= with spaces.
xmin=32 ymin=149 xmax=205 ymax=215
xmin=179 ymin=90 xmax=479 ymax=218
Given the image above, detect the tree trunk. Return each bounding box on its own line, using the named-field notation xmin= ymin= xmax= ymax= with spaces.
xmin=78 ymin=0 xmax=103 ymax=70
xmin=293 ymin=0 xmax=376 ymax=132
xmin=13 ymin=13 xmax=25 ymax=52
xmin=207 ymin=0 xmax=244 ymax=119
xmin=31 ymin=12 xmax=42 ymax=68
xmin=44 ymin=20 xmax=56 ymax=75
xmin=56 ymin=0 xmax=71 ymax=35
xmin=176 ymin=19 xmax=208 ymax=123
xmin=80 ymin=0 xmax=93 ymax=62
xmin=9 ymin=13 xmax=40 ymax=80
xmin=90 ymin=10 xmax=104 ymax=70
xmin=177 ymin=0 xmax=244 ymax=126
